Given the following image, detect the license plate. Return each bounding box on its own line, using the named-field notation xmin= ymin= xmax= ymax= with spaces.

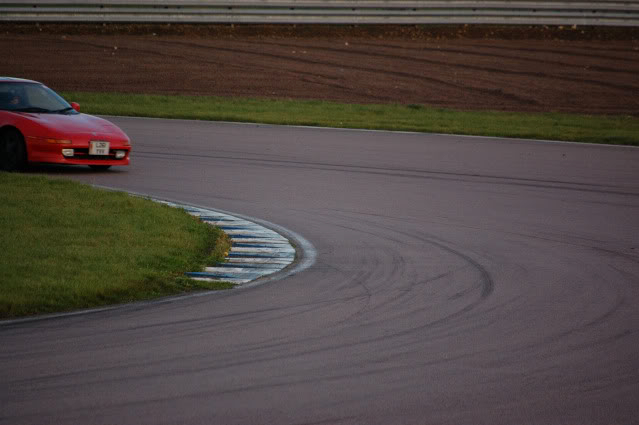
xmin=89 ymin=141 xmax=109 ymax=156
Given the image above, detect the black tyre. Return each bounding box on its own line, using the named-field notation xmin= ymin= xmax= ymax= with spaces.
xmin=89 ymin=165 xmax=112 ymax=171
xmin=0 ymin=128 xmax=27 ymax=172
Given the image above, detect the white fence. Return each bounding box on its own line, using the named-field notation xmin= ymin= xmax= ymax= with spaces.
xmin=1 ymin=1 xmax=638 ymax=26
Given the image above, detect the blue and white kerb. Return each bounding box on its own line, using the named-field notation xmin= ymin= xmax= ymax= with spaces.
xmin=155 ymin=201 xmax=296 ymax=285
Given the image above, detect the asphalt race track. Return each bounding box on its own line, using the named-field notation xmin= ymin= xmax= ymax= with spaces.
xmin=2 ymin=117 xmax=639 ymax=425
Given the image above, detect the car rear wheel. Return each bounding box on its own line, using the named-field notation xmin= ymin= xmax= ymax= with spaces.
xmin=0 ymin=128 xmax=27 ymax=172
xmin=89 ymin=165 xmax=111 ymax=171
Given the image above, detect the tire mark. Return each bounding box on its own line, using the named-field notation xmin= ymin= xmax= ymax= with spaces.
xmin=353 ymin=41 xmax=639 ymax=76
xmin=54 ymin=38 xmax=393 ymax=102
xmin=457 ymin=42 xmax=639 ymax=63
xmin=155 ymin=39 xmax=541 ymax=106
xmin=257 ymin=40 xmax=639 ymax=92
xmin=134 ymin=150 xmax=639 ymax=197
xmin=298 ymin=76 xmax=391 ymax=102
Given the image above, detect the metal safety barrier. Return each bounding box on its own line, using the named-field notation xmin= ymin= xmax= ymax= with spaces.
xmin=1 ymin=1 xmax=638 ymax=26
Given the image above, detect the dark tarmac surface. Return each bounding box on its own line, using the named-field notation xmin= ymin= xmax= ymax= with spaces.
xmin=1 ymin=118 xmax=638 ymax=424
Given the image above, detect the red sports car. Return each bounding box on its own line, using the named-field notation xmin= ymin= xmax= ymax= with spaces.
xmin=0 ymin=77 xmax=131 ymax=171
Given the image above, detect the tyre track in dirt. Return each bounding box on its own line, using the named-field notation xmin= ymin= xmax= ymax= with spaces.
xmin=1 ymin=31 xmax=638 ymax=114
xmin=257 ymin=40 xmax=639 ymax=92
xmin=355 ymin=41 xmax=637 ymax=75
xmin=155 ymin=39 xmax=541 ymax=105
xmin=457 ymin=41 xmax=639 ymax=63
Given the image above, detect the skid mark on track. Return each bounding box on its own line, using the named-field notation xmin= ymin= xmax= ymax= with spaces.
xmin=135 ymin=149 xmax=639 ymax=198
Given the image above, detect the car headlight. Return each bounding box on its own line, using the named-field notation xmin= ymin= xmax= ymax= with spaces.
xmin=115 ymin=150 xmax=126 ymax=159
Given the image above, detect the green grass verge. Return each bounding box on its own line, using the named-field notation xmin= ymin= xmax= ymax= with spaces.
xmin=62 ymin=91 xmax=639 ymax=146
xmin=0 ymin=173 xmax=233 ymax=319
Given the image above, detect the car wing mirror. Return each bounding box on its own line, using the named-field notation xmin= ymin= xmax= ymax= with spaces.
xmin=70 ymin=102 xmax=80 ymax=112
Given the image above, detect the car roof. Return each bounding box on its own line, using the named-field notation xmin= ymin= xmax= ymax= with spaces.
xmin=0 ymin=77 xmax=40 ymax=84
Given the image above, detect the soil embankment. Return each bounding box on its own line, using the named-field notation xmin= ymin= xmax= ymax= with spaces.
xmin=2 ymin=24 xmax=638 ymax=115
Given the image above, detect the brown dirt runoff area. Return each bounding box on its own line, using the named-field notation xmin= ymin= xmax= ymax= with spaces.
xmin=2 ymin=23 xmax=639 ymax=116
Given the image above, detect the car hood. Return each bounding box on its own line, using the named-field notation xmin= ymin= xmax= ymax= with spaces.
xmin=20 ymin=112 xmax=128 ymax=141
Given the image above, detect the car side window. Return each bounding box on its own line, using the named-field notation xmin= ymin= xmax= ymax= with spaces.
xmin=0 ymin=82 xmax=71 ymax=112
xmin=24 ymin=85 xmax=59 ymax=110
xmin=0 ymin=84 xmax=27 ymax=110
xmin=0 ymin=91 xmax=12 ymax=109
xmin=0 ymin=89 xmax=23 ymax=110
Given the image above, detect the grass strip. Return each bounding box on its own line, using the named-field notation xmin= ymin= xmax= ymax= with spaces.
xmin=62 ymin=91 xmax=639 ymax=146
xmin=0 ymin=173 xmax=232 ymax=319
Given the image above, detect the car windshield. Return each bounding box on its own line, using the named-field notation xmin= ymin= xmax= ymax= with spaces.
xmin=0 ymin=82 xmax=75 ymax=114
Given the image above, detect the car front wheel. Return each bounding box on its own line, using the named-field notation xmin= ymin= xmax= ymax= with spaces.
xmin=0 ymin=128 xmax=27 ymax=172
